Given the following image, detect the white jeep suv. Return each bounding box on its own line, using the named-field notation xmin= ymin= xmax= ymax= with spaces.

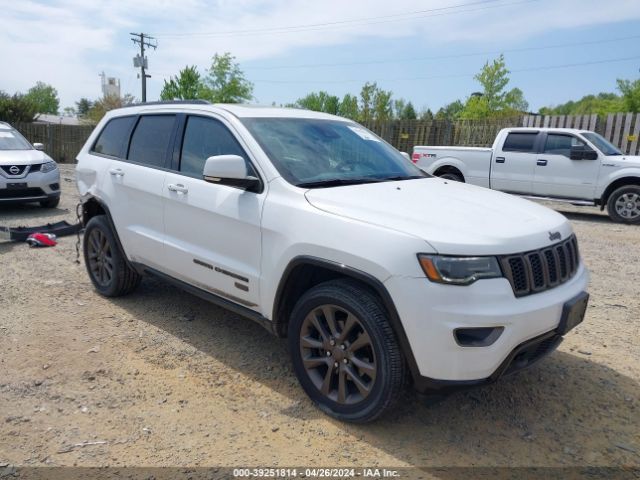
xmin=76 ymin=102 xmax=590 ymax=422
xmin=0 ymin=122 xmax=60 ymax=208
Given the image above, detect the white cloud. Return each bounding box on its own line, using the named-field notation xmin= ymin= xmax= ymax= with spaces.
xmin=0 ymin=0 xmax=639 ymax=108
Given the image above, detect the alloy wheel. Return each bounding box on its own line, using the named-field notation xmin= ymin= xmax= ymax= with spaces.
xmin=87 ymin=229 xmax=114 ymax=287
xmin=299 ymin=304 xmax=377 ymax=405
xmin=615 ymin=192 xmax=640 ymax=220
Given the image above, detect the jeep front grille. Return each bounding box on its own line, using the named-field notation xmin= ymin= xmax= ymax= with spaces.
xmin=499 ymin=235 xmax=580 ymax=297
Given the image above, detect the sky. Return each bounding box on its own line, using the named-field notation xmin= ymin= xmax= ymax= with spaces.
xmin=1 ymin=0 xmax=640 ymax=114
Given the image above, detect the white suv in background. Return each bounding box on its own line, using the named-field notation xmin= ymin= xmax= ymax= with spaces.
xmin=0 ymin=122 xmax=60 ymax=208
xmin=76 ymin=102 xmax=590 ymax=422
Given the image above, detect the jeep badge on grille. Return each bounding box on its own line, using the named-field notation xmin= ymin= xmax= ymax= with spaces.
xmin=549 ymin=231 xmax=561 ymax=241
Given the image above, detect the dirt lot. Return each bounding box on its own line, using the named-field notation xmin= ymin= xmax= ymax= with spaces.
xmin=0 ymin=165 xmax=638 ymax=472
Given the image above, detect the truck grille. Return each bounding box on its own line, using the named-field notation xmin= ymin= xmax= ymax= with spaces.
xmin=499 ymin=235 xmax=580 ymax=297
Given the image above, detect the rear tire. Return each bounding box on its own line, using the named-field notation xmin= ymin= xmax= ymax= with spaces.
xmin=606 ymin=185 xmax=640 ymax=224
xmin=40 ymin=197 xmax=60 ymax=208
xmin=288 ymin=279 xmax=405 ymax=423
xmin=83 ymin=215 xmax=141 ymax=297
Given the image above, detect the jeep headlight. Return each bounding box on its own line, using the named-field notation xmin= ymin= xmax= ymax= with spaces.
xmin=40 ymin=161 xmax=57 ymax=173
xmin=418 ymin=254 xmax=503 ymax=285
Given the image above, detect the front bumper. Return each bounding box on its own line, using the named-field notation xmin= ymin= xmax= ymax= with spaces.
xmin=385 ymin=263 xmax=590 ymax=385
xmin=0 ymin=168 xmax=60 ymax=204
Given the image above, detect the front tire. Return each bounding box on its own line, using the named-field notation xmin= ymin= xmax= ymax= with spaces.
xmin=288 ymin=279 xmax=405 ymax=423
xmin=607 ymin=185 xmax=640 ymax=224
xmin=83 ymin=215 xmax=141 ymax=297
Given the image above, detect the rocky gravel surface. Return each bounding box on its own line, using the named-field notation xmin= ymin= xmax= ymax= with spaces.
xmin=0 ymin=166 xmax=638 ymax=471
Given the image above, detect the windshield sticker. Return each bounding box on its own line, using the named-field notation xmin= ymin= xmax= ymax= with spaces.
xmin=0 ymin=132 xmax=15 ymax=138
xmin=347 ymin=126 xmax=381 ymax=142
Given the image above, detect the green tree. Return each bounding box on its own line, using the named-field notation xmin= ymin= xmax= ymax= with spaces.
xmin=617 ymin=78 xmax=640 ymax=112
xmin=160 ymin=65 xmax=206 ymax=100
xmin=459 ymin=55 xmax=528 ymax=118
xmin=419 ymin=107 xmax=434 ymax=121
xmin=86 ymin=94 xmax=136 ymax=124
xmin=539 ymin=93 xmax=623 ymax=115
xmin=401 ymin=101 xmax=417 ymax=120
xmin=338 ymin=94 xmax=359 ymax=120
xmin=393 ymin=99 xmax=406 ymax=119
xmin=359 ymin=82 xmax=377 ymax=123
xmin=373 ymin=87 xmax=393 ymax=121
xmin=25 ymin=82 xmax=59 ymax=114
xmin=435 ymin=100 xmax=464 ymax=120
xmin=0 ymin=91 xmax=37 ymax=123
xmin=295 ymin=91 xmax=340 ymax=114
xmin=75 ymin=98 xmax=93 ymax=116
xmin=203 ymin=53 xmax=253 ymax=103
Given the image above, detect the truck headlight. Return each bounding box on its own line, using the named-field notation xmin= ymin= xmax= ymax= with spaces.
xmin=41 ymin=161 xmax=57 ymax=173
xmin=418 ymin=254 xmax=503 ymax=285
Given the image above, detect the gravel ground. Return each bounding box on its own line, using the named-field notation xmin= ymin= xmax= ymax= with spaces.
xmin=0 ymin=165 xmax=638 ymax=471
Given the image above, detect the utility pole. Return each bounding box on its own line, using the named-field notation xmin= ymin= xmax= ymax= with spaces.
xmin=130 ymin=33 xmax=157 ymax=103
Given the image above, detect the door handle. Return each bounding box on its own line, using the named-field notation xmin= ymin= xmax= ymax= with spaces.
xmin=167 ymin=183 xmax=188 ymax=194
xmin=109 ymin=168 xmax=124 ymax=177
xmin=537 ymin=159 xmax=548 ymax=166
xmin=495 ymin=157 xmax=505 ymax=163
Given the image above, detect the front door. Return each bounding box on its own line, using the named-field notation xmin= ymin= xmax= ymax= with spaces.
xmin=533 ymin=133 xmax=600 ymax=200
xmin=162 ymin=115 xmax=264 ymax=311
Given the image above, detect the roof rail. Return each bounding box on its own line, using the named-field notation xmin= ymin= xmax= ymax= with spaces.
xmin=119 ymin=100 xmax=212 ymax=109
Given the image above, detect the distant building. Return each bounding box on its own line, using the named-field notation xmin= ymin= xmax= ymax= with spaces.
xmin=100 ymin=72 xmax=121 ymax=98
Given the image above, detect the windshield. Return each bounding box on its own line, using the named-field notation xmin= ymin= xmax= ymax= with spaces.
xmin=0 ymin=127 xmax=32 ymax=151
xmin=240 ymin=117 xmax=426 ymax=187
xmin=581 ymin=132 xmax=622 ymax=156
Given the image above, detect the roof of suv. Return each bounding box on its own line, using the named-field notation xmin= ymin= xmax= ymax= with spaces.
xmin=110 ymin=101 xmax=346 ymax=121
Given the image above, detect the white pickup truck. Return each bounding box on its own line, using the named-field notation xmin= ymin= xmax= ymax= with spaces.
xmin=412 ymin=127 xmax=640 ymax=224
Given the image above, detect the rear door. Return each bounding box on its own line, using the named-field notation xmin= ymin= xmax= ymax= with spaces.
xmin=533 ymin=132 xmax=600 ymax=199
xmin=95 ymin=114 xmax=176 ymax=268
xmin=162 ymin=114 xmax=265 ymax=310
xmin=490 ymin=131 xmax=539 ymax=194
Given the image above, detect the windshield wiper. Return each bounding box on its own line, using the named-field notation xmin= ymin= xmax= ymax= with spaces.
xmin=380 ymin=175 xmax=426 ymax=182
xmin=297 ymin=177 xmax=386 ymax=188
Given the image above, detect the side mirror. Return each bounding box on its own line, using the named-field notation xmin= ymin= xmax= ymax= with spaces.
xmin=400 ymin=152 xmax=411 ymax=162
xmin=203 ymin=154 xmax=260 ymax=191
xmin=33 ymin=143 xmax=44 ymax=151
xmin=570 ymin=146 xmax=598 ymax=160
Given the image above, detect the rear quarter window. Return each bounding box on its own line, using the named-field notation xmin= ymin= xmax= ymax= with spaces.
xmin=92 ymin=116 xmax=136 ymax=158
xmin=502 ymin=132 xmax=538 ymax=153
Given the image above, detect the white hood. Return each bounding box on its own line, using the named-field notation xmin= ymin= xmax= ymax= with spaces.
xmin=608 ymin=155 xmax=640 ymax=166
xmin=305 ymin=178 xmax=573 ymax=255
xmin=0 ymin=149 xmax=52 ymax=165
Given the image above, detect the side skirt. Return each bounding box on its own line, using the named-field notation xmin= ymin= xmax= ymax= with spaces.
xmin=133 ymin=263 xmax=276 ymax=336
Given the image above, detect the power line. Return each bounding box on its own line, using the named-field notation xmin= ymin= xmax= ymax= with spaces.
xmin=154 ymin=0 xmax=537 ymax=38
xmin=243 ymin=34 xmax=640 ymax=71
xmin=130 ymin=33 xmax=157 ymax=103
xmin=253 ymin=55 xmax=640 ymax=84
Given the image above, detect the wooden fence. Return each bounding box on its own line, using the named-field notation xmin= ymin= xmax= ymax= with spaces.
xmin=13 ymin=122 xmax=95 ymax=164
xmin=11 ymin=113 xmax=640 ymax=163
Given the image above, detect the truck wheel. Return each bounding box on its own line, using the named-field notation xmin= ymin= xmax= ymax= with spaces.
xmin=288 ymin=279 xmax=405 ymax=423
xmin=83 ymin=215 xmax=141 ymax=297
xmin=607 ymin=185 xmax=640 ymax=224
xmin=439 ymin=172 xmax=463 ymax=182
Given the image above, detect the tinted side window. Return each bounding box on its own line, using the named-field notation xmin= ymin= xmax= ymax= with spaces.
xmin=180 ymin=116 xmax=251 ymax=178
xmin=127 ymin=115 xmax=176 ymax=168
xmin=503 ymin=133 xmax=538 ymax=153
xmin=92 ymin=116 xmax=136 ymax=158
xmin=543 ymin=134 xmax=586 ymax=157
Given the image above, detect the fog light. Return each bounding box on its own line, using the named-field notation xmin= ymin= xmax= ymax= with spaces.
xmin=454 ymin=327 xmax=504 ymax=347
xmin=49 ymin=183 xmax=59 ymax=190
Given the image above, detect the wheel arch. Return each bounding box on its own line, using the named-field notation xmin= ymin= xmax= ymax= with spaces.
xmin=600 ymin=175 xmax=640 ymax=208
xmin=429 ymin=157 xmax=467 ymax=181
xmin=81 ymin=196 xmax=135 ymax=271
xmin=272 ymin=255 xmax=421 ymax=383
